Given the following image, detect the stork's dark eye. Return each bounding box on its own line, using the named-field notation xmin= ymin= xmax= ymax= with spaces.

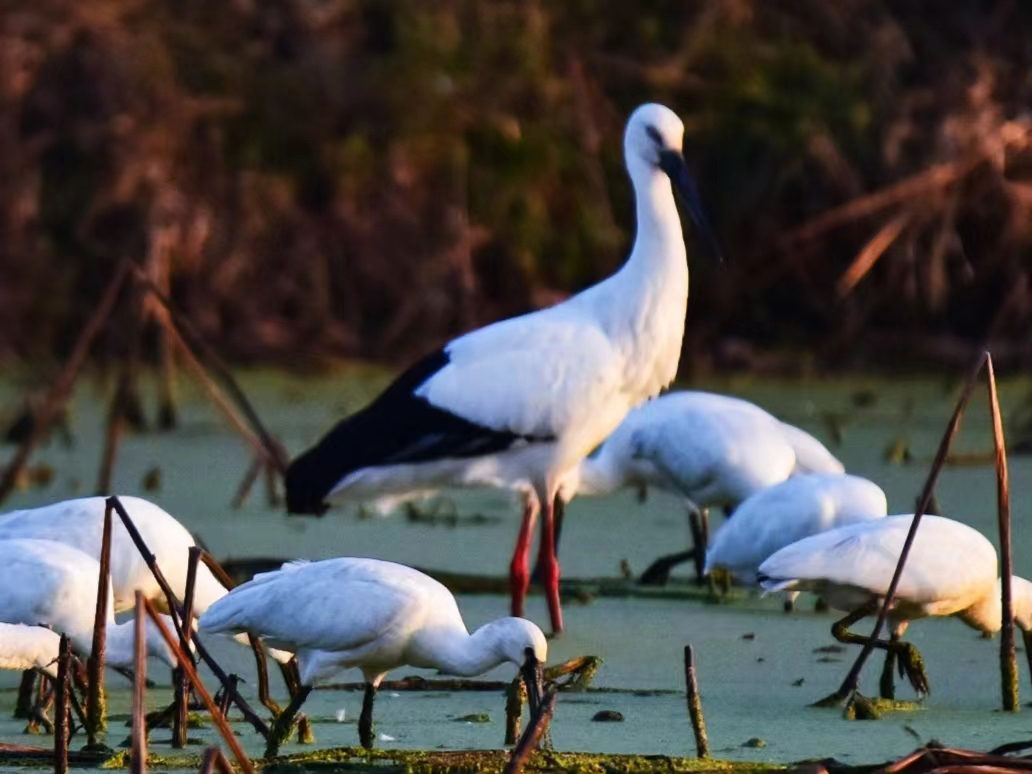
xmin=645 ymin=125 xmax=663 ymax=146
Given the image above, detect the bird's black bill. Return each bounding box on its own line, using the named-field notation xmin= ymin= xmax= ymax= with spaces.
xmin=520 ymin=647 xmax=544 ymax=718
xmin=658 ymin=150 xmax=724 ymax=263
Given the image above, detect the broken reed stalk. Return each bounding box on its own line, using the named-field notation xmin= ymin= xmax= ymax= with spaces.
xmin=142 ymin=599 xmax=255 ymax=774
xmin=0 ymin=260 xmax=130 ymax=505
xmin=109 ymin=496 xmax=270 ymax=739
xmin=504 ymin=675 xmax=526 ymax=745
xmin=684 ymin=645 xmax=709 ymax=758
xmin=231 ymin=456 xmax=263 ymax=509
xmin=87 ymin=499 xmax=114 ymax=742
xmin=834 ymin=352 xmax=988 ymax=701
xmin=54 ymin=634 xmax=71 ymax=774
xmin=173 ymin=547 xmax=202 ymax=748
xmin=986 ymin=355 xmax=1018 ymax=711
xmin=199 ymin=548 xmax=292 ymax=711
xmin=131 ymin=269 xmax=288 ymax=473
xmin=132 ymin=592 xmax=148 ymax=774
xmin=503 ymin=689 xmax=558 ymax=774
xmin=97 ymin=279 xmax=146 ymax=495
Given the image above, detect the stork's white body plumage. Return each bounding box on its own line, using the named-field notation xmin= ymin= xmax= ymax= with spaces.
xmin=705 ymin=473 xmax=887 ymax=583
xmin=0 ymin=538 xmax=178 ymax=670
xmin=286 ymin=104 xmax=720 ymax=633
xmin=0 ymin=623 xmax=61 ymax=676
xmin=199 ymin=557 xmax=547 ymax=750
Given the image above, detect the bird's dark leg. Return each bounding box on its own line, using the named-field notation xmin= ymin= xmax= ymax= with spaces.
xmin=24 ymin=677 xmax=53 ymax=734
xmin=783 ymin=591 xmax=799 ymax=613
xmin=689 ymin=506 xmax=709 ymax=584
xmin=247 ymin=634 xmax=282 ymax=716
xmin=359 ymin=682 xmax=378 ymax=749
xmin=264 ymin=684 xmax=312 ymax=758
xmin=14 ymin=669 xmax=37 ymax=719
xmin=536 ymin=493 xmax=563 ymax=635
xmin=638 ymin=502 xmax=708 ymax=586
xmin=509 ymin=495 xmax=538 ymax=618
xmin=878 ymin=621 xmax=909 ymax=699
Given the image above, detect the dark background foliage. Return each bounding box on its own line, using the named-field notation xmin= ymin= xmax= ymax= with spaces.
xmin=2 ymin=0 xmax=1031 ymax=373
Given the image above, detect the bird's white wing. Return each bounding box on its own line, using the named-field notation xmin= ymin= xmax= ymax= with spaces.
xmin=418 ymin=315 xmax=627 ymax=439
xmin=758 ymin=515 xmax=997 ymax=604
xmin=199 ymin=559 xmax=450 ymax=653
xmin=777 ymin=422 xmax=844 ymax=474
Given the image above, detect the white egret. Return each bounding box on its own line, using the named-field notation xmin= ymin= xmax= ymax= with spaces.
xmin=285 ymin=103 xmax=721 ymax=634
xmin=199 ymin=556 xmax=548 ymax=753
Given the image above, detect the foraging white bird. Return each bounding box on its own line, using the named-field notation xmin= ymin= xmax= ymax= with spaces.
xmin=559 ymin=390 xmax=843 ymax=581
xmin=704 ymin=473 xmax=887 ymax=595
xmin=0 ymin=496 xmax=298 ymax=710
xmin=758 ymin=514 xmax=1032 ymax=698
xmin=0 ymin=538 xmax=179 ymax=672
xmin=0 ymin=622 xmax=62 ymax=677
xmin=199 ymin=556 xmax=548 ymax=753
xmin=285 ymin=103 xmax=721 ymax=634
xmin=0 ymin=497 xmax=228 ymax=614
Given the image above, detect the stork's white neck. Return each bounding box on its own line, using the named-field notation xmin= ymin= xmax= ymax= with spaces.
xmin=626 ymin=158 xmax=687 ymax=272
xmin=958 ymin=576 xmax=1032 ymax=633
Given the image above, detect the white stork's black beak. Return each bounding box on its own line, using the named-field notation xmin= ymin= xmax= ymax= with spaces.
xmin=658 ymin=149 xmax=724 ymax=263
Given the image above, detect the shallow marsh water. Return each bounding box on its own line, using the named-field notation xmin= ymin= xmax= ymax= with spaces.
xmin=1 ymin=369 xmax=1032 ymax=769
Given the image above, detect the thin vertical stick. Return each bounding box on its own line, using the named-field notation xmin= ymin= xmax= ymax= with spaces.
xmin=198 ymin=747 xmax=219 ymax=774
xmin=986 ymin=354 xmax=1018 ymax=711
xmin=503 ymin=689 xmax=557 ymax=774
xmin=109 ymin=496 xmax=269 ymax=738
xmin=87 ymin=500 xmax=113 ymax=742
xmin=173 ymin=547 xmax=201 ymax=747
xmin=0 ymin=260 xmax=130 ymax=505
xmin=504 ymin=675 xmax=526 ymax=745
xmin=684 ymin=645 xmax=709 ymax=758
xmin=132 ymin=592 xmax=148 ymax=774
xmin=834 ymin=352 xmax=987 ymax=700
xmin=54 ymin=635 xmax=70 ymax=774
xmin=142 ymin=599 xmax=255 ymax=774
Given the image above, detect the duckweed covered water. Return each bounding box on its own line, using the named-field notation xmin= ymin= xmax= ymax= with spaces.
xmin=1 ymin=370 xmax=1031 ymax=771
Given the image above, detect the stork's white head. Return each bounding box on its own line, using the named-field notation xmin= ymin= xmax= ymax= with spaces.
xmin=622 ymin=103 xmax=722 ymax=261
xmin=624 ymin=103 xmax=685 ymax=169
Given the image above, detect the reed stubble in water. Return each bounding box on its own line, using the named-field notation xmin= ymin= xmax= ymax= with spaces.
xmin=684 ymin=645 xmax=709 ymax=758
xmin=87 ymin=500 xmax=114 ymax=742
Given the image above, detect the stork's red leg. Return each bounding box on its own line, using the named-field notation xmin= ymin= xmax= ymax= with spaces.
xmin=509 ymin=495 xmax=537 ymax=618
xmin=536 ymin=495 xmax=563 ymax=634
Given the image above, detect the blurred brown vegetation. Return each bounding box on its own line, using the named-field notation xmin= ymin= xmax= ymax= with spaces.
xmin=1 ymin=0 xmax=1031 ymax=373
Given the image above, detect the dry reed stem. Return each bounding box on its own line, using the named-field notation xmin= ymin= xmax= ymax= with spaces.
xmin=131 ymin=592 xmax=148 ymax=774
xmin=503 ymin=689 xmax=557 ymax=774
xmin=142 ymin=599 xmax=255 ymax=774
xmin=0 ymin=260 xmax=130 ymax=505
xmin=54 ymin=635 xmax=71 ymax=774
xmin=836 ymin=210 xmax=913 ymax=297
xmin=87 ymin=500 xmax=113 ymax=742
xmin=109 ymin=496 xmax=271 ymax=739
xmin=985 ymin=355 xmax=1018 ymax=711
xmin=834 ymin=351 xmax=988 ymax=700
xmin=684 ymin=645 xmax=709 ymax=758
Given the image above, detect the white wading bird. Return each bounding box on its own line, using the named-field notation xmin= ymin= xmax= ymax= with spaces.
xmin=705 ymin=473 xmax=887 ymax=608
xmin=558 ymin=391 xmax=844 ymax=582
xmin=0 ymin=496 xmax=297 ymax=711
xmin=0 ymin=539 xmax=179 ymax=674
xmin=199 ymin=557 xmax=548 ymax=753
xmin=0 ymin=623 xmax=80 ymax=732
xmin=758 ymin=514 xmax=1032 ymax=698
xmin=284 ymin=103 xmax=722 ymax=634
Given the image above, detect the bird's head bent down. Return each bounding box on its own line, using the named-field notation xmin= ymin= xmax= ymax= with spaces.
xmin=479 ymin=616 xmax=547 ymax=715
xmin=625 ymin=103 xmax=723 ymax=262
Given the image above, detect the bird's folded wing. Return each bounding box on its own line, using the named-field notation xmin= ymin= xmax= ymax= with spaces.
xmin=418 ymin=317 xmax=625 ymax=439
